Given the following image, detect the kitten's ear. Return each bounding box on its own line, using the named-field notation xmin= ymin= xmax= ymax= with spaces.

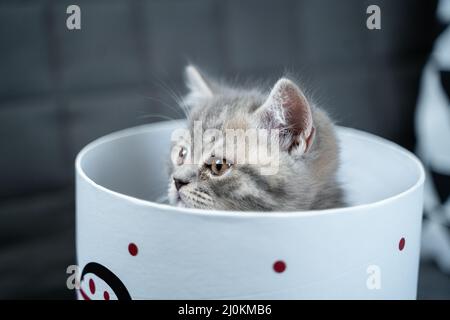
xmin=256 ymin=78 xmax=315 ymax=153
xmin=184 ymin=65 xmax=213 ymax=101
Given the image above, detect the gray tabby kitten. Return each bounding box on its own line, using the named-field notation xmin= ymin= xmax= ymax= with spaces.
xmin=168 ymin=65 xmax=344 ymax=211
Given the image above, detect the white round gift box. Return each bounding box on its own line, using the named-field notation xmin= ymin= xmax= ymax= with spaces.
xmin=75 ymin=120 xmax=425 ymax=300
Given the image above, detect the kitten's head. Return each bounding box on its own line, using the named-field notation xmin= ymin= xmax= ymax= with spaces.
xmin=167 ymin=66 xmax=342 ymax=211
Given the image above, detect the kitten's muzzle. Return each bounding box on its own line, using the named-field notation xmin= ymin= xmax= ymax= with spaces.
xmin=174 ymin=178 xmax=189 ymax=191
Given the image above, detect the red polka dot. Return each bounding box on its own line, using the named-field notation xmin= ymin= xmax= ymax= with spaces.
xmin=103 ymin=291 xmax=110 ymax=300
xmin=128 ymin=243 xmax=138 ymax=256
xmin=89 ymin=279 xmax=95 ymax=294
xmin=399 ymin=237 xmax=406 ymax=251
xmin=273 ymin=260 xmax=286 ymax=273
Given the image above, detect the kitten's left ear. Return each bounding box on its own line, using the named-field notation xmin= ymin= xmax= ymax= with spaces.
xmin=256 ymin=78 xmax=315 ymax=153
xmin=184 ymin=65 xmax=213 ymax=100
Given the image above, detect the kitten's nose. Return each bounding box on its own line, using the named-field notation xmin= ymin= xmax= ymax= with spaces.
xmin=173 ymin=178 xmax=189 ymax=191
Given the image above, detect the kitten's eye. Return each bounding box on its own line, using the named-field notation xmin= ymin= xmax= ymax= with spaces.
xmin=179 ymin=147 xmax=187 ymax=159
xmin=177 ymin=147 xmax=187 ymax=165
xmin=209 ymin=158 xmax=232 ymax=176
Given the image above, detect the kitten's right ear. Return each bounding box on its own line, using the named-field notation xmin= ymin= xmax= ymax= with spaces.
xmin=184 ymin=65 xmax=213 ymax=101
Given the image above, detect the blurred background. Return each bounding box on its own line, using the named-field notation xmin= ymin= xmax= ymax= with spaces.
xmin=1 ymin=0 xmax=449 ymax=299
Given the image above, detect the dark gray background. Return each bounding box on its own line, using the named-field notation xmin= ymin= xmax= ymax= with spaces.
xmin=0 ymin=0 xmax=448 ymax=299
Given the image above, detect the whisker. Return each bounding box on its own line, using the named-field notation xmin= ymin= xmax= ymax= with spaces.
xmin=141 ymin=95 xmax=185 ymax=118
xmin=149 ymin=77 xmax=191 ymax=121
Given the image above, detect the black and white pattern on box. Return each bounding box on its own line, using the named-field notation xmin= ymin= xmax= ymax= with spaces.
xmin=416 ymin=0 xmax=450 ymax=274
